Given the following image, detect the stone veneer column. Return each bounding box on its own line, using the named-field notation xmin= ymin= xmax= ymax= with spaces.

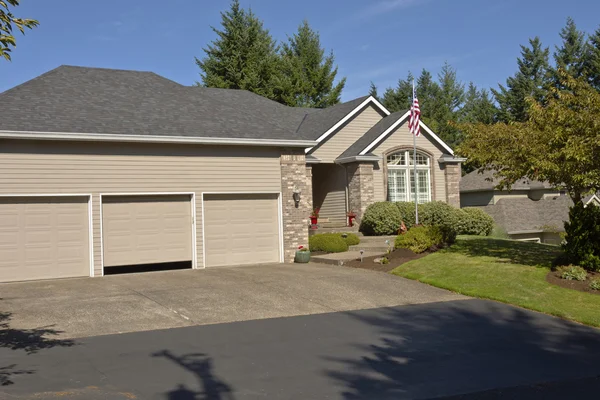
xmin=346 ymin=162 xmax=375 ymax=222
xmin=444 ymin=163 xmax=461 ymax=208
xmin=280 ymin=150 xmax=310 ymax=263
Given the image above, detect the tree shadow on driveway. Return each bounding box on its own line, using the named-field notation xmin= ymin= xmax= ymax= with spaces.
xmin=153 ymin=350 xmax=235 ymax=400
xmin=0 ymin=307 xmax=77 ymax=386
xmin=324 ymin=299 xmax=600 ymax=399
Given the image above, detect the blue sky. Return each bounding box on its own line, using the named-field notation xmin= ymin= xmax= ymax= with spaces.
xmin=2 ymin=0 xmax=600 ymax=101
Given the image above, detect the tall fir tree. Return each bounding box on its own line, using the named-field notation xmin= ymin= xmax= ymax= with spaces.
xmin=584 ymin=26 xmax=600 ymax=90
xmin=462 ymin=83 xmax=496 ymax=124
xmin=382 ymin=71 xmax=414 ymax=112
xmin=553 ymin=17 xmax=588 ymax=84
xmin=195 ymin=0 xmax=280 ymax=99
xmin=430 ymin=63 xmax=465 ymax=148
xmin=277 ymin=20 xmax=345 ymax=107
xmin=368 ymin=81 xmax=379 ymax=100
xmin=492 ymin=37 xmax=550 ymax=122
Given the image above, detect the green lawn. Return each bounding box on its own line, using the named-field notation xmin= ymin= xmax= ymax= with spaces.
xmin=392 ymin=236 xmax=600 ymax=327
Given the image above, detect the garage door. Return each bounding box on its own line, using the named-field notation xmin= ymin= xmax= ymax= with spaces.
xmin=0 ymin=196 xmax=90 ymax=282
xmin=102 ymin=195 xmax=193 ymax=268
xmin=204 ymin=194 xmax=280 ymax=267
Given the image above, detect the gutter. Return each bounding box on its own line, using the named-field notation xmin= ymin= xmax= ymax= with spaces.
xmin=0 ymin=130 xmax=317 ymax=148
xmin=438 ymin=155 xmax=467 ymax=164
xmin=335 ymin=155 xmax=382 ymax=164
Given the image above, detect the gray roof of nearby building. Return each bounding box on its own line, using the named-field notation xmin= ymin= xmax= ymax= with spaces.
xmin=481 ymin=196 xmax=572 ymax=233
xmin=338 ymin=110 xmax=408 ymax=159
xmin=460 ymin=169 xmax=554 ymax=193
xmin=0 ymin=65 xmax=371 ymax=143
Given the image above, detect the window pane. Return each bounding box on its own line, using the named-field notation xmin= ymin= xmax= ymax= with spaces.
xmin=386 ymin=152 xmax=406 ymax=166
xmin=409 ymin=152 xmax=429 ymax=166
xmin=408 ymin=169 xmax=430 ymax=203
xmin=387 ymin=170 xmax=407 ymax=202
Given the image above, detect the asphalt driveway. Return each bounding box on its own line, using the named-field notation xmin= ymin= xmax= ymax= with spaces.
xmin=0 ymin=263 xmax=464 ymax=339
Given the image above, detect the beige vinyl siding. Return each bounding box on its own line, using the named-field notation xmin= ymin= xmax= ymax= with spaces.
xmin=371 ymin=120 xmax=447 ymax=202
xmin=0 ymin=140 xmax=281 ymax=275
xmin=493 ymin=191 xmax=528 ymax=204
xmin=311 ymin=105 xmax=385 ymax=162
xmin=312 ymin=164 xmax=347 ymax=226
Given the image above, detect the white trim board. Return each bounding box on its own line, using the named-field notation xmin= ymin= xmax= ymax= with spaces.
xmin=200 ymin=192 xmax=284 ymax=268
xmin=0 ymin=130 xmax=316 ymax=148
xmin=98 ymin=192 xmax=197 ymax=275
xmin=306 ymin=96 xmax=391 ymax=153
xmin=0 ymin=193 xmax=94 ymax=278
xmin=359 ymin=112 xmax=454 ymax=156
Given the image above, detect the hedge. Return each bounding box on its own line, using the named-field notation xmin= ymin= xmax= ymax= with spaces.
xmin=308 ymin=233 xmax=353 ymax=253
xmin=359 ymin=202 xmax=402 ymax=236
xmin=395 ymin=226 xmax=446 ymax=254
xmin=456 ymin=207 xmax=495 ymax=236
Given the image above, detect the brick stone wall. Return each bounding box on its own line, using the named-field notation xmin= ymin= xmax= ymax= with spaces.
xmin=280 ymin=150 xmax=310 ymax=262
xmin=444 ymin=163 xmax=461 ymax=208
xmin=346 ymin=162 xmax=375 ymax=222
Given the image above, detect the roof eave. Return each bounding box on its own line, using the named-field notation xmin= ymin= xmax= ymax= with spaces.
xmin=335 ymin=155 xmax=382 ymax=164
xmin=0 ymin=130 xmax=316 ymax=148
xmin=438 ymin=155 xmax=467 ymax=164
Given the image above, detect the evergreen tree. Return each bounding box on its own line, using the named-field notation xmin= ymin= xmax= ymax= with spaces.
xmin=430 ymin=63 xmax=465 ymax=148
xmin=381 ymin=71 xmax=414 ymax=112
xmin=462 ymin=83 xmax=497 ymax=124
xmin=195 ymin=0 xmax=280 ymax=99
xmin=584 ymin=26 xmax=600 ymax=90
xmin=553 ymin=17 xmax=588 ymax=83
xmin=492 ymin=37 xmax=550 ymax=122
xmin=368 ymin=81 xmax=379 ymax=100
xmin=278 ymin=20 xmax=345 ymax=107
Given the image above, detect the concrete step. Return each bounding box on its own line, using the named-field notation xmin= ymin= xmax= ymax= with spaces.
xmin=310 ymin=250 xmax=385 ymax=266
xmin=349 ymin=244 xmax=392 ymax=252
xmin=357 ymin=235 xmax=396 ymax=243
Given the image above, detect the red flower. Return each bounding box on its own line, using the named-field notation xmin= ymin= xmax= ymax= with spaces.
xmin=298 ymin=245 xmax=304 ymax=249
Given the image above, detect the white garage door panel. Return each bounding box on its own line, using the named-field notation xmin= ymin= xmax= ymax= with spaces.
xmin=0 ymin=197 xmax=90 ymax=282
xmin=204 ymin=194 xmax=280 ymax=267
xmin=102 ymin=195 xmax=193 ymax=267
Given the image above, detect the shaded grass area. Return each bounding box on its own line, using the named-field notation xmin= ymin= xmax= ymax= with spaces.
xmin=392 ymin=236 xmax=600 ymax=327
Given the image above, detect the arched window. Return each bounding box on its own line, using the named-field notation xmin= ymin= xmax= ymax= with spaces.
xmin=386 ymin=150 xmax=431 ymax=203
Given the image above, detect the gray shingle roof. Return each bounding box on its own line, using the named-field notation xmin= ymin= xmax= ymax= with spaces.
xmin=481 ymin=196 xmax=571 ymax=233
xmin=460 ymin=169 xmax=554 ymax=192
xmin=0 ymin=65 xmax=369 ymax=143
xmin=338 ymin=110 xmax=407 ymax=158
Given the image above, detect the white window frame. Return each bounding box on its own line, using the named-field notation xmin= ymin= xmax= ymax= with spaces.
xmin=386 ymin=150 xmax=432 ymax=204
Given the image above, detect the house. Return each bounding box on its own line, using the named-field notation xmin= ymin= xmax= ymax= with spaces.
xmin=460 ymin=169 xmax=600 ymax=244
xmin=0 ymin=66 xmax=462 ymax=283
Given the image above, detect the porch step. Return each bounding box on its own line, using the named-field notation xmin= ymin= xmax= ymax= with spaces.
xmin=356 ymin=235 xmax=397 ymax=243
xmin=349 ymin=244 xmax=391 ymax=253
xmin=310 ymin=251 xmax=385 ymax=266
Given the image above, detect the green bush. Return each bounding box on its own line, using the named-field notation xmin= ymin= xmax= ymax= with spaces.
xmin=341 ymin=233 xmax=360 ymax=246
xmin=309 ymin=234 xmax=349 ymax=253
xmin=395 ymin=226 xmax=436 ymax=254
xmin=360 ymin=202 xmax=402 ymax=236
xmin=419 ymin=201 xmax=461 ymax=228
xmin=563 ymin=203 xmax=600 ymax=271
xmin=557 ymin=265 xmax=588 ymax=281
xmin=590 ymin=279 xmax=600 ymax=291
xmin=456 ymin=208 xmax=495 ymax=236
xmin=395 ymin=202 xmax=417 ymax=229
xmin=489 ymin=223 xmax=510 ymax=239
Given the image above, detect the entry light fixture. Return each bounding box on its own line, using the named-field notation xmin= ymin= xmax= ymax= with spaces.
xmin=292 ymin=187 xmax=301 ymax=208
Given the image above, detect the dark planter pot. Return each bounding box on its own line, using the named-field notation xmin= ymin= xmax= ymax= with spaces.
xmin=295 ymin=250 xmax=311 ymax=263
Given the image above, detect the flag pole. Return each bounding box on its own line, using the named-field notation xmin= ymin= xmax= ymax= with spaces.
xmin=413 ymin=79 xmax=419 ymax=225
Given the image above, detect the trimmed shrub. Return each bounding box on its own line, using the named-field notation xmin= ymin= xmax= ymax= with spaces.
xmin=360 ymin=202 xmax=402 ymax=236
xmin=590 ymin=279 xmax=600 ymax=291
xmin=395 ymin=226 xmax=434 ymax=253
xmin=395 ymin=202 xmax=417 ymax=229
xmin=456 ymin=208 xmax=495 ymax=236
xmin=309 ymin=234 xmax=349 ymax=253
xmin=419 ymin=201 xmax=461 ymax=228
xmin=341 ymin=233 xmax=360 ymax=246
xmin=563 ymin=203 xmax=600 ymax=272
xmin=489 ymin=223 xmax=510 ymax=239
xmin=556 ymin=265 xmax=588 ymax=281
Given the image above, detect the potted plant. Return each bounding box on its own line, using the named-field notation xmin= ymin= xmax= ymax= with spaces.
xmin=295 ymin=245 xmax=311 ymax=263
xmin=347 ymin=211 xmax=357 ymax=227
xmin=310 ymin=208 xmax=320 ymax=226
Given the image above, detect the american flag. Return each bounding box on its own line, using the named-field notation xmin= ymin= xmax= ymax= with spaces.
xmin=408 ymin=91 xmax=421 ymax=137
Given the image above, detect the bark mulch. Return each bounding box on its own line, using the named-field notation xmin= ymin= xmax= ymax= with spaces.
xmin=342 ymin=248 xmax=431 ymax=273
xmin=546 ymin=270 xmax=600 ymax=295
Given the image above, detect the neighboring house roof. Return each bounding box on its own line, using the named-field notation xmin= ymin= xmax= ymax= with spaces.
xmin=482 ymin=196 xmax=572 ymax=234
xmin=460 ymin=169 xmax=554 ymax=193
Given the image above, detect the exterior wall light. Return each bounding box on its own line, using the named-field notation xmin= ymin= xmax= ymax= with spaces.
xmin=292 ymin=188 xmax=301 ymax=208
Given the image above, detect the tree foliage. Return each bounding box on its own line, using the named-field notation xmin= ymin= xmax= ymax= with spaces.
xmin=277 ymin=20 xmax=345 ymax=107
xmin=195 ymin=0 xmax=280 ymax=99
xmin=553 ymin=17 xmax=588 ymax=84
xmin=585 ymin=26 xmax=600 ymax=90
xmin=492 ymin=37 xmax=550 ymax=122
xmin=0 ymin=0 xmax=38 ymax=61
xmin=458 ymin=70 xmax=600 ymax=203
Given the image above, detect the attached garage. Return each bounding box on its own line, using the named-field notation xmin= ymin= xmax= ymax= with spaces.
xmin=0 ymin=196 xmax=91 ymax=282
xmin=203 ymin=194 xmax=281 ymax=267
xmin=101 ymin=194 xmax=195 ymax=271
